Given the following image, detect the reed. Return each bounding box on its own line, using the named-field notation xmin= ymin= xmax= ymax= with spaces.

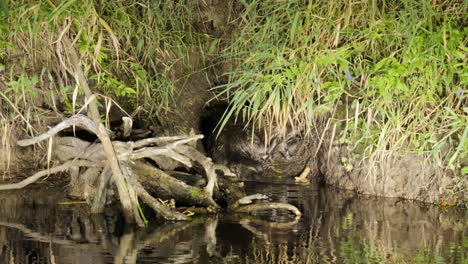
xmin=215 ymin=0 xmax=467 ymax=194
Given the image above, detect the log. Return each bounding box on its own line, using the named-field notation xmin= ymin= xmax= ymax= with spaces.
xmin=130 ymin=160 xmax=219 ymax=209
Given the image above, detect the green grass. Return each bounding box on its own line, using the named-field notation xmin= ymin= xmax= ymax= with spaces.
xmin=0 ymin=0 xmax=209 ymax=177
xmin=214 ymin=0 xmax=467 ymax=194
xmin=0 ymin=0 xmax=204 ymax=121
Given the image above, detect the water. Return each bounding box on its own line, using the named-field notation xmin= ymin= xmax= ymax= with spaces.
xmin=0 ymin=182 xmax=466 ymax=263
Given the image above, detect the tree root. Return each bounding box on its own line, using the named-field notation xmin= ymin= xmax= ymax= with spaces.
xmin=130 ymin=160 xmax=219 ymax=209
xmin=0 ymin=32 xmax=302 ymax=226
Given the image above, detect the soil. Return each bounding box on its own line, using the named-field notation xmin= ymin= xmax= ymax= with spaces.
xmin=319 ymin=145 xmax=461 ymax=204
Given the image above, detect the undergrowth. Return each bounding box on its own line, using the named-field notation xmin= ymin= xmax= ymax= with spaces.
xmin=215 ymin=0 xmax=467 ymax=196
xmin=0 ymin=0 xmax=205 ymax=125
xmin=0 ymin=0 xmax=211 ymax=177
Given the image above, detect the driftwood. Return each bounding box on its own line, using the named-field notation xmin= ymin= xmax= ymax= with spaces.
xmin=4 ymin=114 xmax=219 ymax=222
xmin=0 ymin=115 xmax=303 ymax=230
xmin=60 ymin=35 xmax=139 ymax=224
xmin=130 ymin=160 xmax=218 ymax=209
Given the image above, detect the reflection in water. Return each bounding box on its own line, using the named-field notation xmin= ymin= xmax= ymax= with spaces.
xmin=0 ymin=183 xmax=465 ymax=263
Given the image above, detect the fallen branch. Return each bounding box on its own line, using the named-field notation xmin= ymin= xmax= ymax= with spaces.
xmin=229 ymin=193 xmax=268 ymax=209
xmin=233 ymin=202 xmax=302 ymax=216
xmin=130 ymin=160 xmax=219 ymax=209
xmin=62 ymin=35 xmax=139 ymax=224
xmin=176 ymin=145 xmax=235 ymax=198
xmin=6 ymin=104 xmax=303 ymax=224
xmin=0 ymin=160 xmax=103 ymax=191
xmin=130 ymin=177 xmax=188 ymax=221
xmin=16 ymin=114 xmax=102 ymax=147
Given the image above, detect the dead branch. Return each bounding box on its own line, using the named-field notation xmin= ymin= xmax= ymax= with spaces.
xmin=129 ymin=177 xmax=188 ymax=221
xmin=230 ymin=193 xmax=268 ymax=209
xmin=0 ymin=160 xmax=103 ymax=191
xmin=176 ymin=145 xmax=235 ymax=198
xmin=228 ymin=193 xmax=302 ymax=217
xmin=5 ymin=102 xmax=303 ymax=223
xmin=62 ymin=35 xmax=139 ymax=225
xmin=130 ymin=161 xmax=219 ymax=209
xmin=16 ymin=114 xmax=102 ymax=147
xmin=233 ymin=202 xmax=302 ymax=216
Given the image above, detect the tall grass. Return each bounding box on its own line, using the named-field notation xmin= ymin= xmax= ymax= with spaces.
xmin=0 ymin=0 xmax=209 ymax=176
xmin=216 ymin=0 xmax=467 ymax=189
xmin=1 ymin=0 xmax=204 ymax=122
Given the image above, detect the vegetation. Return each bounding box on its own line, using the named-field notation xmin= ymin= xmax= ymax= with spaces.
xmin=0 ymin=0 xmax=466 ymax=202
xmin=0 ymin=0 xmax=203 ymax=126
xmin=216 ymin=0 xmax=467 ymax=197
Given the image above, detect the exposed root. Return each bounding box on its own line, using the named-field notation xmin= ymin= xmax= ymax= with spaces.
xmin=2 ymin=109 xmax=302 ymax=225
xmin=16 ymin=114 xmax=105 ymax=147
xmin=230 ymin=193 xmax=268 ymax=209
xmin=129 ymin=177 xmax=188 ymax=221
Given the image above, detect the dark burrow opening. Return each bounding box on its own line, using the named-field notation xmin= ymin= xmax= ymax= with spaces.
xmin=199 ymin=103 xmax=323 ymax=183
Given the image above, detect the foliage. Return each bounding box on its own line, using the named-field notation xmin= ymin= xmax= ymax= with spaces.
xmin=1 ymin=0 xmax=204 ymax=121
xmin=217 ymin=0 xmax=467 ymax=187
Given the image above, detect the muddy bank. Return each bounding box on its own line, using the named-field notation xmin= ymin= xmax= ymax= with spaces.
xmin=201 ymin=104 xmax=319 ymax=181
xmin=1 ymin=96 xmax=463 ymax=206
xmin=320 ymin=146 xmax=458 ymax=204
xmin=0 ymin=0 xmax=464 ymax=207
xmin=199 ymin=105 xmax=464 ymax=204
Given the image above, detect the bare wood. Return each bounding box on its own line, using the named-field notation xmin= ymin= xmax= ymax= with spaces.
xmin=294 ymin=166 xmax=310 ymax=183
xmin=133 ymin=136 xmax=188 ymax=148
xmin=62 ymin=36 xmax=138 ymax=225
xmin=230 ymin=193 xmax=268 ymax=209
xmin=129 ymin=177 xmax=189 ymax=221
xmin=16 ymin=114 xmax=100 ymax=147
xmin=0 ymin=160 xmax=103 ymax=191
xmin=130 ymin=160 xmax=219 ymax=208
xmin=176 ymin=145 xmax=235 ymax=198
xmin=233 ymin=202 xmax=302 ymax=216
xmin=91 ymin=163 xmax=112 ymax=214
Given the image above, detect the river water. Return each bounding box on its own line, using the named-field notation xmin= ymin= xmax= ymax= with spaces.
xmin=0 ymin=181 xmax=465 ymax=263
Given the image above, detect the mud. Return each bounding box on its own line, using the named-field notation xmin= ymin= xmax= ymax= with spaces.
xmin=319 ymin=145 xmax=460 ymax=204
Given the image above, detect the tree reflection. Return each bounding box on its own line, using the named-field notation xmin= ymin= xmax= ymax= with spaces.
xmin=0 ymin=185 xmax=465 ymax=263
